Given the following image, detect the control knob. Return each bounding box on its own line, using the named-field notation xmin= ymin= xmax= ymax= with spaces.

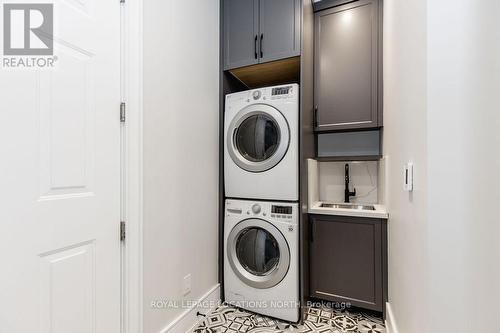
xmin=251 ymin=204 xmax=261 ymax=214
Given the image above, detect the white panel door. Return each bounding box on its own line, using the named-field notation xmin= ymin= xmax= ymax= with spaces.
xmin=0 ymin=0 xmax=121 ymax=332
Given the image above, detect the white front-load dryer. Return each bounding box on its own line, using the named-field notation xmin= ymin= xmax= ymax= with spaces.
xmin=224 ymin=199 xmax=299 ymax=322
xmin=224 ymin=84 xmax=299 ymax=201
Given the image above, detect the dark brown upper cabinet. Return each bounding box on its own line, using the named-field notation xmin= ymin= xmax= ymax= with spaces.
xmin=309 ymin=214 xmax=387 ymax=313
xmin=223 ymin=0 xmax=259 ymax=70
xmin=314 ymin=0 xmax=382 ymax=132
xmin=223 ymin=0 xmax=301 ymax=71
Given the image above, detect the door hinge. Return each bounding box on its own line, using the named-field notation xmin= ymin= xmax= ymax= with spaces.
xmin=120 ymin=102 xmax=126 ymax=122
xmin=120 ymin=221 xmax=126 ymax=241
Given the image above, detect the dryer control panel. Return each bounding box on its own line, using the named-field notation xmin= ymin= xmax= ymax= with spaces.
xmin=271 ymin=86 xmax=293 ymax=96
xmin=225 ymin=83 xmax=299 ymax=105
xmin=225 ymin=199 xmax=298 ymax=225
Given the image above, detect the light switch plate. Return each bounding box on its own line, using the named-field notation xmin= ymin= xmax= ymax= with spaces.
xmin=404 ymin=163 xmax=414 ymax=192
xmin=183 ymin=274 xmax=191 ymax=296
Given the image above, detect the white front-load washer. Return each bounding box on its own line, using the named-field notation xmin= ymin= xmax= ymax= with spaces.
xmin=224 ymin=84 xmax=299 ymax=201
xmin=224 ymin=199 xmax=299 ymax=322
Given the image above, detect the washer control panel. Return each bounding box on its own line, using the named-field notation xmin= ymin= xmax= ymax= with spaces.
xmin=225 ymin=199 xmax=298 ymax=224
xmin=270 ymin=205 xmax=293 ymax=220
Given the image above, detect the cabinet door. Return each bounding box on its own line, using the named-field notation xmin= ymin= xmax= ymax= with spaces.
xmin=224 ymin=0 xmax=259 ymax=70
xmin=314 ymin=0 xmax=379 ymax=131
xmin=310 ymin=215 xmax=383 ymax=312
xmin=259 ymin=0 xmax=301 ymax=63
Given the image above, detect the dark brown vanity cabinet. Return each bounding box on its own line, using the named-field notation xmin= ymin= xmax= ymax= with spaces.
xmin=309 ymin=214 xmax=387 ymax=313
xmin=314 ymin=0 xmax=382 ymax=132
xmin=223 ymin=0 xmax=301 ymax=70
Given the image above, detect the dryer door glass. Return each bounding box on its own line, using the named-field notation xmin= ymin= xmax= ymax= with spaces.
xmin=227 ymin=104 xmax=290 ymax=173
xmin=235 ymin=115 xmax=280 ymax=163
xmin=236 ymin=227 xmax=280 ymax=276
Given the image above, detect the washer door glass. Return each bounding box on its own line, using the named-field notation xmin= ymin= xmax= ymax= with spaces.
xmin=227 ymin=104 xmax=290 ymax=173
xmin=227 ymin=218 xmax=290 ymax=289
xmin=236 ymin=227 xmax=280 ymax=276
xmin=235 ymin=115 xmax=280 ymax=163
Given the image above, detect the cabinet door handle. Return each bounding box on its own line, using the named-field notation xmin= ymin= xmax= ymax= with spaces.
xmin=313 ymin=106 xmax=319 ymax=128
xmin=254 ymin=35 xmax=258 ymax=59
xmin=310 ymin=219 xmax=315 ymax=243
xmin=260 ymin=33 xmax=264 ymax=58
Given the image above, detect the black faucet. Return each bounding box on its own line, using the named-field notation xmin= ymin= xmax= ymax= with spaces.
xmin=344 ymin=163 xmax=356 ymax=203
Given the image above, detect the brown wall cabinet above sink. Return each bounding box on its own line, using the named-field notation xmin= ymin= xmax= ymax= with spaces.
xmin=314 ymin=0 xmax=382 ymax=132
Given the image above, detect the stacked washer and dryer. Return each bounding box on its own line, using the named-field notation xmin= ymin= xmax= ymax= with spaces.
xmin=224 ymin=84 xmax=300 ymax=322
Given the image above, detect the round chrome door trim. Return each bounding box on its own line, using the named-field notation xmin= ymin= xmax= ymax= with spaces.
xmin=227 ymin=218 xmax=290 ymax=289
xmin=227 ymin=104 xmax=290 ymax=173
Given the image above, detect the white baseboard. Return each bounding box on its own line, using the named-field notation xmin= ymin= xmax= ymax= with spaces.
xmin=160 ymin=284 xmax=221 ymax=333
xmin=385 ymin=302 xmax=399 ymax=333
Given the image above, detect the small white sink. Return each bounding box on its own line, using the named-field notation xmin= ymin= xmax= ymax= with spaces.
xmin=320 ymin=203 xmax=376 ymax=211
xmin=309 ymin=201 xmax=389 ymax=219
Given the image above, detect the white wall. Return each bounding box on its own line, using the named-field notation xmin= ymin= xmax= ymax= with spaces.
xmin=383 ymin=0 xmax=429 ymax=332
xmin=427 ymin=1 xmax=500 ymax=331
xmin=142 ymin=1 xmax=220 ymax=332
xmin=385 ymin=1 xmax=500 ymax=332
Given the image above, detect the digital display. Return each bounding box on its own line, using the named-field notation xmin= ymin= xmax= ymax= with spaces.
xmin=272 ymin=86 xmax=291 ymax=96
xmin=272 ymin=205 xmax=292 ymax=215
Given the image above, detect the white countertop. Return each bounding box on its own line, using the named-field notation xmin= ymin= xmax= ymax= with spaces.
xmin=308 ymin=201 xmax=389 ymax=219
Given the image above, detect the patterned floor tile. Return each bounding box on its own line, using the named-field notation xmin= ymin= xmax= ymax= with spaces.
xmin=193 ymin=305 xmax=385 ymax=333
